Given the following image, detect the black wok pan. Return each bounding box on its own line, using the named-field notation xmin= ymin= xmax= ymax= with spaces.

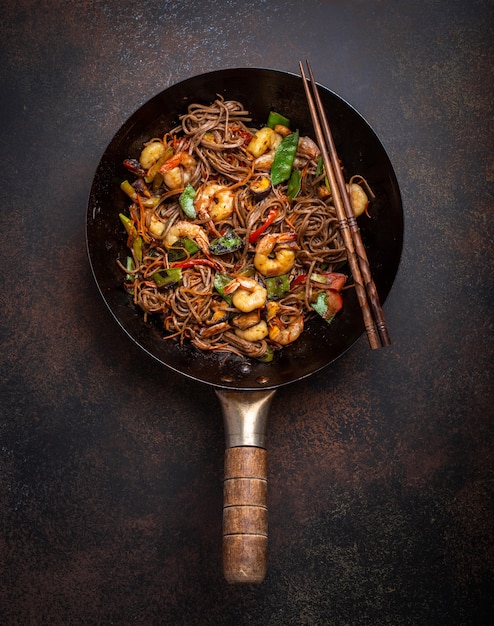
xmin=86 ymin=68 xmax=403 ymax=584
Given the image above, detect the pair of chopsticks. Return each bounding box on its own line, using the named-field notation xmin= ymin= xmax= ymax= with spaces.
xmin=299 ymin=60 xmax=391 ymax=349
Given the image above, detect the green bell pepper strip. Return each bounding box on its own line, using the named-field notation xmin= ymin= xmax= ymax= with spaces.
xmin=271 ymin=130 xmax=299 ymax=186
xmin=179 ymin=183 xmax=196 ymax=219
xmin=238 ymin=264 xmax=256 ymax=278
xmin=214 ymin=272 xmax=234 ymax=304
xmin=266 ymin=274 xmax=290 ymax=300
xmin=267 ymin=111 xmax=290 ymax=129
xmin=167 ymin=237 xmax=200 ymax=262
xmin=151 ymin=268 xmax=182 ymax=288
xmin=287 ymin=168 xmax=302 ymax=200
xmin=119 ymin=213 xmax=143 ymax=263
xmin=209 ymin=230 xmax=244 ymax=255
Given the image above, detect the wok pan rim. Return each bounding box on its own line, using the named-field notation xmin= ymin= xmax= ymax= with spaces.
xmin=86 ymin=67 xmax=403 ymax=391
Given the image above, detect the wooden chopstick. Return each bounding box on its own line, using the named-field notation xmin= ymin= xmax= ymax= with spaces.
xmin=299 ymin=60 xmax=391 ymax=349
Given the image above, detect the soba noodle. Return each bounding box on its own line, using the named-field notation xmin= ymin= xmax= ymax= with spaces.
xmin=117 ymin=97 xmax=369 ymax=362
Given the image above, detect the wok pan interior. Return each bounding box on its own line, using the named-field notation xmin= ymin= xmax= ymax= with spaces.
xmin=87 ymin=68 xmax=403 ymax=390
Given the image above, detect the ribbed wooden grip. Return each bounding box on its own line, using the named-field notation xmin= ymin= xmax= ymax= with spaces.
xmin=223 ymin=446 xmax=268 ymax=584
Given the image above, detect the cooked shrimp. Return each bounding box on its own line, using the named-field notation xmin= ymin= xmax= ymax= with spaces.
xmin=224 ymin=276 xmax=267 ymax=313
xmin=160 ymin=152 xmax=197 ymax=190
xmin=254 ymin=232 xmax=298 ymax=277
xmin=294 ymin=135 xmax=321 ymax=168
xmin=348 ymin=182 xmax=369 ymax=218
xmin=268 ymin=315 xmax=304 ymax=345
xmin=232 ymin=311 xmax=261 ymax=330
xmin=253 ymin=153 xmax=275 ymax=171
xmin=195 ymin=183 xmax=234 ymax=222
xmin=248 ymin=127 xmax=283 ymax=170
xmin=297 ymin=135 xmax=320 ymax=160
xmin=234 ymin=320 xmax=269 ymax=342
xmin=139 ymin=140 xmax=166 ymax=170
xmin=163 ymin=221 xmax=210 ymax=254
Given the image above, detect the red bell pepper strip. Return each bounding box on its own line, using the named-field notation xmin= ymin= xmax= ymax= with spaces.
xmin=310 ymin=272 xmax=347 ymax=291
xmin=290 ymin=274 xmax=307 ymax=290
xmin=171 ymin=259 xmax=223 ymax=271
xmin=249 ymin=208 xmax=279 ymax=244
xmin=239 ymin=130 xmax=254 ymax=144
xmin=291 ymin=271 xmax=346 ymax=291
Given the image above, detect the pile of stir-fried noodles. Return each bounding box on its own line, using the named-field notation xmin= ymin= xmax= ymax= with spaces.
xmin=117 ymin=97 xmax=371 ymax=362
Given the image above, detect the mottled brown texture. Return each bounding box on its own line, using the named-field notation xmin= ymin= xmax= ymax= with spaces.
xmin=1 ymin=0 xmax=493 ymax=624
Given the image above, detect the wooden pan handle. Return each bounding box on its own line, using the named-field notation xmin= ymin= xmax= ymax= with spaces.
xmin=223 ymin=446 xmax=268 ymax=584
xmin=215 ymin=389 xmax=276 ymax=584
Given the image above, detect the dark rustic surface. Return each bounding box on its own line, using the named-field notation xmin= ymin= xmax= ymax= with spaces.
xmin=1 ymin=1 xmax=493 ymax=624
